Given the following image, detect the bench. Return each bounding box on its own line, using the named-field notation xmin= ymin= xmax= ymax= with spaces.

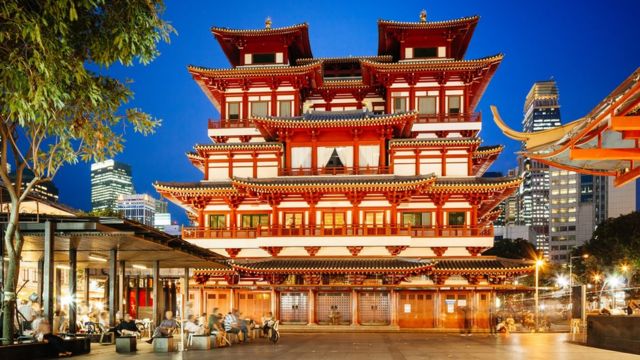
xmin=152 ymin=336 xmax=175 ymax=352
xmin=0 ymin=337 xmax=90 ymax=359
xmin=188 ymin=335 xmax=210 ymax=350
xmin=115 ymin=336 xmax=137 ymax=353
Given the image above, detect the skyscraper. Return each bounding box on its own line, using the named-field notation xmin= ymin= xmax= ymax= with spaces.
xmin=9 ymin=169 xmax=59 ymax=202
xmin=519 ymin=80 xmax=561 ymax=257
xmin=115 ymin=193 xmax=156 ymax=226
xmin=91 ymin=159 xmax=134 ymax=211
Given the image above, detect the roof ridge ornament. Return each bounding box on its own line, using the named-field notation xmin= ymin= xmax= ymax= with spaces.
xmin=265 ymin=16 xmax=272 ymax=29
xmin=420 ymin=9 xmax=427 ymax=23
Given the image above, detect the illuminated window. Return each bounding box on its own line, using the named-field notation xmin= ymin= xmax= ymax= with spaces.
xmin=250 ymin=101 xmax=269 ymax=117
xmin=278 ymin=101 xmax=291 ymax=117
xmin=401 ymin=212 xmax=432 ymax=228
xmin=417 ymin=96 xmax=437 ymax=115
xmin=208 ymin=214 xmax=226 ymax=229
xmin=393 ymin=97 xmax=407 ymax=113
xmin=447 ymin=96 xmax=461 ymax=114
xmin=241 ymin=214 xmax=269 ymax=229
xmin=228 ymin=102 xmax=240 ymax=120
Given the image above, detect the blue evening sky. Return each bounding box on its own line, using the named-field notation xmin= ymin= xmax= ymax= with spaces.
xmin=53 ymin=0 xmax=640 ymax=224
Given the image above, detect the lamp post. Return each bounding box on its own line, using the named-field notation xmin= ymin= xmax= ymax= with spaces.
xmin=568 ymin=254 xmax=589 ymax=320
xmin=535 ymin=259 xmax=544 ymax=332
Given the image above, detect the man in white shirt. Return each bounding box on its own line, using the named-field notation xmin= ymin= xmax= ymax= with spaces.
xmin=184 ymin=315 xmax=204 ymax=335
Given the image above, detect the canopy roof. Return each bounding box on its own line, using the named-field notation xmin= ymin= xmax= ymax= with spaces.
xmin=211 ymin=23 xmax=312 ymax=67
xmin=13 ymin=214 xmax=226 ymax=269
xmin=377 ymin=15 xmax=479 ymax=60
xmin=252 ymin=110 xmax=416 ymax=140
xmin=492 ymin=67 xmax=640 ymax=187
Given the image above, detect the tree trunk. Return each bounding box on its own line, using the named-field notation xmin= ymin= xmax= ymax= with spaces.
xmin=1 ymin=251 xmax=19 ymax=343
xmin=2 ymin=208 xmax=20 ymax=343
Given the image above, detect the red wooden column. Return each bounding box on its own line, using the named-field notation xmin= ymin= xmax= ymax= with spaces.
xmin=352 ymin=129 xmax=360 ymax=174
xmin=242 ymin=91 xmax=249 ymax=119
xmin=440 ymin=149 xmax=447 ymax=177
xmin=414 ymin=149 xmax=421 ymax=175
xmin=270 ymin=83 xmax=278 ymax=116
xmin=303 ymin=193 xmax=321 ymax=230
xmin=409 ymin=82 xmax=416 ymax=111
xmin=220 ymin=96 xmax=227 ymax=120
xmin=197 ymin=208 xmax=205 ymax=227
xmin=311 ymin=130 xmax=318 ymax=173
xmin=467 ymin=151 xmax=473 ymax=176
xmin=430 ymin=194 xmax=448 ymax=237
xmin=439 ymin=84 xmax=446 ymax=116
xmin=385 ymin=85 xmax=392 ymax=114
xmin=252 ymin=152 xmax=258 ymax=178
xmin=204 ymin=157 xmax=210 ymax=180
xmin=227 ymin=152 xmax=234 ymax=178
xmin=347 ymin=192 xmax=364 ymax=229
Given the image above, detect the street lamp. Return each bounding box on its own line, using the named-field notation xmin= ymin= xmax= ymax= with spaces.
xmin=535 ymin=258 xmax=544 ymax=332
xmin=568 ymin=253 xmax=589 ymax=320
xmin=592 ymin=273 xmax=602 ymax=308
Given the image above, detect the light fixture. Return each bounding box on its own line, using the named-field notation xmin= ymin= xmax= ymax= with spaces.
xmin=56 ymin=264 xmax=71 ymax=270
xmin=555 ymin=274 xmax=569 ymax=288
xmin=88 ymin=253 xmax=108 ymax=262
xmin=132 ymin=264 xmax=147 ymax=270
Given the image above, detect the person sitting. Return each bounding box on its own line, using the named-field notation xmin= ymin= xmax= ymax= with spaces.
xmin=236 ymin=311 xmax=249 ymax=341
xmin=261 ymin=312 xmax=274 ymax=336
xmin=34 ymin=319 xmax=72 ymax=357
xmin=223 ymin=311 xmax=242 ymax=342
xmin=208 ymin=308 xmax=221 ymax=333
xmin=18 ymin=299 xmax=36 ymax=333
xmin=114 ymin=314 xmax=140 ymax=337
xmin=146 ymin=311 xmax=178 ymax=344
xmin=184 ymin=315 xmax=204 ymax=336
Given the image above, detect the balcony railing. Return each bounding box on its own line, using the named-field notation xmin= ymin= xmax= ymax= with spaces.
xmin=208 ymin=118 xmax=254 ymax=129
xmin=278 ymin=166 xmax=390 ymax=176
xmin=414 ymin=112 xmax=481 ymax=124
xmin=182 ymin=224 xmax=493 ymax=239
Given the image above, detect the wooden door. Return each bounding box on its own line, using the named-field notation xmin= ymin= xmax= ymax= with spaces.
xmin=397 ymin=291 xmax=435 ymax=328
xmin=204 ymin=290 xmax=229 ymax=317
xmin=359 ymin=292 xmax=390 ymax=325
xmin=237 ymin=291 xmax=271 ymax=322
xmin=280 ymin=292 xmax=308 ymax=324
xmin=363 ymin=211 xmax=385 ymax=235
xmin=440 ymin=292 xmax=470 ymax=329
xmin=475 ymin=292 xmax=491 ymax=329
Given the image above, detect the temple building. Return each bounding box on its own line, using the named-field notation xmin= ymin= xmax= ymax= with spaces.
xmin=155 ymin=11 xmax=532 ymax=330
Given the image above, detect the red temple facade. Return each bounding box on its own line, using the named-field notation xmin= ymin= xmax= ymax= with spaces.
xmin=155 ymin=11 xmax=532 ymax=330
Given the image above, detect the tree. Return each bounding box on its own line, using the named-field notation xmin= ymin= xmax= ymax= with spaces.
xmin=573 ymin=211 xmax=640 ymax=288
xmin=0 ymin=0 xmax=174 ymax=341
xmin=482 ymin=238 xmax=538 ymax=260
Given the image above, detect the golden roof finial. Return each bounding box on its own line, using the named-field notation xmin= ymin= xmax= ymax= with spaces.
xmin=420 ymin=9 xmax=427 ymax=23
xmin=265 ymin=16 xmax=272 ymax=29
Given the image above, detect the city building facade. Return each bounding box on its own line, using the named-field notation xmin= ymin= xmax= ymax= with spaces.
xmin=91 ymin=159 xmax=134 ymax=211
xmin=115 ymin=193 xmax=158 ymax=226
xmin=156 ymin=12 xmax=532 ymax=330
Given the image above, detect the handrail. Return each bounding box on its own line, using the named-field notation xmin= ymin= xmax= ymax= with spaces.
xmin=278 ymin=166 xmax=391 ymax=176
xmin=208 ymin=118 xmax=254 ymax=129
xmin=182 ymin=224 xmax=494 ymax=239
xmin=414 ymin=112 xmax=481 ymax=124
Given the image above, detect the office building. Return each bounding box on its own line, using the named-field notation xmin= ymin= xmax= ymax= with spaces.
xmin=91 ymin=160 xmax=134 ymax=211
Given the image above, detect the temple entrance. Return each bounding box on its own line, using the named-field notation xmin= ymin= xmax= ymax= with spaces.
xmin=204 ymin=290 xmax=229 ymax=315
xmin=440 ymin=291 xmax=471 ymax=329
xmin=237 ymin=291 xmax=271 ymax=321
xmin=280 ymin=292 xmax=308 ymax=324
xmin=397 ymin=291 xmax=435 ymax=328
xmin=359 ymin=292 xmax=390 ymax=325
xmin=317 ymin=292 xmax=351 ymax=325
xmin=474 ymin=291 xmax=492 ymax=329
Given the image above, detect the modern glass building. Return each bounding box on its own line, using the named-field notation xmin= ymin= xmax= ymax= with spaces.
xmin=91 ymin=159 xmax=134 ymax=211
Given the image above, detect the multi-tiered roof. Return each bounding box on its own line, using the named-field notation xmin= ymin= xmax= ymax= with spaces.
xmin=155 ymin=12 xmax=529 ymax=285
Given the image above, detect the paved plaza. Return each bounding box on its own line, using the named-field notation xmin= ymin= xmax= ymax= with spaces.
xmin=83 ymin=333 xmax=635 ymax=360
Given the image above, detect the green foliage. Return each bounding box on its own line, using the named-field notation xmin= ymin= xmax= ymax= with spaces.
xmin=0 ymin=0 xmax=174 ymax=184
xmin=0 ymin=0 xmax=174 ymax=341
xmin=573 ymin=211 xmax=640 ymax=284
xmin=483 ymin=238 xmax=538 ymax=260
